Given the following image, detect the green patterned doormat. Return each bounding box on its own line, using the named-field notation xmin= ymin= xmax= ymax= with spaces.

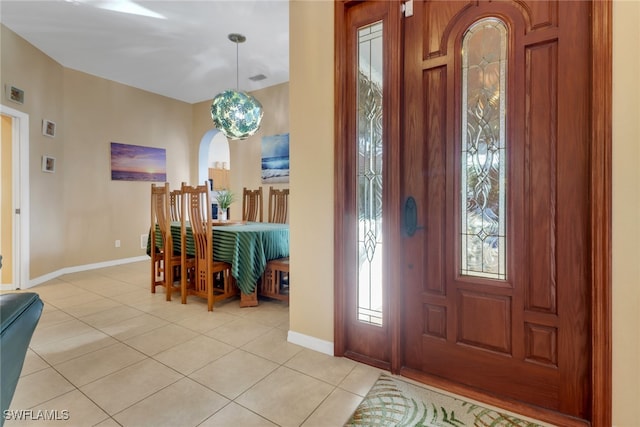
xmin=345 ymin=374 xmax=546 ymax=427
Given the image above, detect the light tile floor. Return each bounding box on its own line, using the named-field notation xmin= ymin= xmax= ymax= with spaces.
xmin=4 ymin=261 xmax=383 ymax=427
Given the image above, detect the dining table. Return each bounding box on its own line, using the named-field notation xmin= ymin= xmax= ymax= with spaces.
xmin=149 ymin=221 xmax=289 ymax=299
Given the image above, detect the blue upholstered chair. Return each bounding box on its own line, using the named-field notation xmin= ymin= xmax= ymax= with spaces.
xmin=0 ymin=293 xmax=43 ymax=425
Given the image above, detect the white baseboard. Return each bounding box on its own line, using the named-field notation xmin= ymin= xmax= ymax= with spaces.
xmin=24 ymin=256 xmax=149 ymax=289
xmin=287 ymin=330 xmax=334 ymax=356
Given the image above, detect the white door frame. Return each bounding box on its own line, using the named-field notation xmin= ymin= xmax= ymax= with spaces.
xmin=1 ymin=104 xmax=29 ymax=290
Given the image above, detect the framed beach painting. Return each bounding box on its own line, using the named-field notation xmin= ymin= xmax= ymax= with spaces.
xmin=261 ymin=133 xmax=289 ymax=183
xmin=110 ymin=142 xmax=166 ymax=182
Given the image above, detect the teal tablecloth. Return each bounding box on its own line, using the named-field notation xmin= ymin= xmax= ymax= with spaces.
xmin=150 ymin=222 xmax=289 ymax=295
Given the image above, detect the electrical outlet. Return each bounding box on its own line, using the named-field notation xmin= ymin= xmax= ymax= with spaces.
xmin=115 ymin=240 xmax=121 ymax=248
xmin=140 ymin=234 xmax=147 ymax=249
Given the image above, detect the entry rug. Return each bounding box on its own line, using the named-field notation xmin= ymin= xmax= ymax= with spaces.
xmin=345 ymin=374 xmax=545 ymax=427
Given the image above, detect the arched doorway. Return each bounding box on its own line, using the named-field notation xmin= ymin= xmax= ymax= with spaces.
xmin=198 ymin=129 xmax=230 ymax=185
xmin=198 ymin=129 xmax=232 ymax=218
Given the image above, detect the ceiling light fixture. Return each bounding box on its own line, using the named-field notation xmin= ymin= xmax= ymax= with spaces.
xmin=211 ymin=33 xmax=264 ymax=140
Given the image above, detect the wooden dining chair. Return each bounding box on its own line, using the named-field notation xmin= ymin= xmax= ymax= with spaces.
xmin=150 ymin=182 xmax=182 ymax=301
xmin=260 ymin=257 xmax=289 ymax=304
xmin=242 ymin=187 xmax=263 ymax=222
xmin=262 ymin=187 xmax=290 ymax=302
xmin=268 ymin=186 xmax=289 ymax=223
xmin=181 ymin=183 xmax=236 ymax=311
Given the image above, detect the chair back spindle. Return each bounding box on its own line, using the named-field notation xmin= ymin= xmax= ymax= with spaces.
xmin=268 ymin=186 xmax=289 ymax=223
xmin=169 ymin=189 xmax=181 ymax=222
xmin=242 ymin=187 xmax=264 ymax=222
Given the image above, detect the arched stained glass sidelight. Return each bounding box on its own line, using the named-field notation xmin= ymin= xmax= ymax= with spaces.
xmin=357 ymin=21 xmax=383 ymax=326
xmin=460 ymin=18 xmax=507 ymax=280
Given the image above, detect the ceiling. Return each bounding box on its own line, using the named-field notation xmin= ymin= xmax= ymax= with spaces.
xmin=0 ymin=0 xmax=289 ymax=104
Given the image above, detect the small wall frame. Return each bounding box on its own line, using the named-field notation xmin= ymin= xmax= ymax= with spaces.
xmin=42 ymin=155 xmax=56 ymax=173
xmin=5 ymin=85 xmax=24 ymax=104
xmin=42 ymin=120 xmax=56 ymax=137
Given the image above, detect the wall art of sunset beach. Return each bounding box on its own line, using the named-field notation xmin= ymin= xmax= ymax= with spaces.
xmin=110 ymin=142 xmax=166 ymax=182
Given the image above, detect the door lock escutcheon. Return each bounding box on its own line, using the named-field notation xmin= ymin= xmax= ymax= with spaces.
xmin=403 ymin=196 xmax=423 ymax=236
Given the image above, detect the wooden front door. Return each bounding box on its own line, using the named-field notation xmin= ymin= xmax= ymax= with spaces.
xmin=335 ymin=1 xmax=611 ymax=425
xmin=401 ymin=0 xmax=591 ymax=421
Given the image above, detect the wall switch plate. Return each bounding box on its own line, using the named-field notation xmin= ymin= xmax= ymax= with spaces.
xmin=115 ymin=240 xmax=121 ymax=248
xmin=140 ymin=234 xmax=147 ymax=249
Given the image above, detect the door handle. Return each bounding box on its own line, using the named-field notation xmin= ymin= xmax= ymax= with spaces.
xmin=403 ymin=196 xmax=421 ymax=236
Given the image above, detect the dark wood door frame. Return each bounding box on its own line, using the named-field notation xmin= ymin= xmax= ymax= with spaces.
xmin=333 ymin=1 xmax=611 ymax=425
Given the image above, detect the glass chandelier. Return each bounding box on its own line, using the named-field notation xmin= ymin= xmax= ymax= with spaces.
xmin=211 ymin=33 xmax=264 ymax=140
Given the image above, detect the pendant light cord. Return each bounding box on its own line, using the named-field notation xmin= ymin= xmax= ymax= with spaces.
xmin=235 ymin=40 xmax=239 ymax=90
xmin=228 ymin=33 xmax=246 ymax=91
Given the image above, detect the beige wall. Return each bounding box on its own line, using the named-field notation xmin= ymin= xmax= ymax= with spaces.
xmin=289 ymin=0 xmax=335 ymax=343
xmin=1 ymin=26 xmax=65 ymax=276
xmin=62 ymin=69 xmax=193 ymax=268
xmin=612 ymin=1 xmax=640 ymax=425
xmin=1 ymin=25 xmax=193 ymax=277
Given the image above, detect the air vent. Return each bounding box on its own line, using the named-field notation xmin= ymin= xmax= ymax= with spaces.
xmin=249 ymin=74 xmax=267 ymax=82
